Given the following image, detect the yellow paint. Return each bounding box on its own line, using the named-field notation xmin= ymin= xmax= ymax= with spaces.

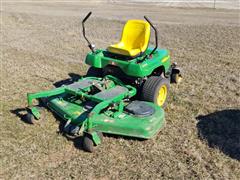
xmin=162 ymin=55 xmax=170 ymax=63
xmin=107 ymin=20 xmax=150 ymax=57
xmin=74 ymin=111 xmax=81 ymax=116
xmin=157 ymin=85 xmax=167 ymax=106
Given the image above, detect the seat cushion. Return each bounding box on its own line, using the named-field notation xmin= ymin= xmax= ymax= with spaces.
xmin=107 ymin=44 xmax=141 ymax=57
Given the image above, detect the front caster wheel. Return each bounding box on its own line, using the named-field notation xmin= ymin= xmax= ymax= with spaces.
xmin=25 ymin=106 xmax=46 ymax=124
xmin=83 ymin=135 xmax=94 ymax=153
xmin=171 ymin=73 xmax=182 ymax=84
xmin=25 ymin=113 xmax=36 ymax=124
xmin=82 ymin=132 xmax=103 ymax=153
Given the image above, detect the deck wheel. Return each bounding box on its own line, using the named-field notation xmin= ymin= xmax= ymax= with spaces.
xmin=25 ymin=106 xmax=45 ymax=124
xmin=25 ymin=113 xmax=36 ymax=124
xmin=82 ymin=132 xmax=103 ymax=152
xmin=171 ymin=73 xmax=183 ymax=84
xmin=83 ymin=135 xmax=94 ymax=152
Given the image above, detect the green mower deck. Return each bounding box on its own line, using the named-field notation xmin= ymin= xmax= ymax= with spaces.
xmin=27 ymin=76 xmax=165 ymax=152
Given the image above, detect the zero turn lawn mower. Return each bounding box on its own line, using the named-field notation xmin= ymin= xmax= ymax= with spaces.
xmin=25 ymin=12 xmax=182 ymax=152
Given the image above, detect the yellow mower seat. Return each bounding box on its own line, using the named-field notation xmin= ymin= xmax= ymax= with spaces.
xmin=107 ymin=20 xmax=150 ymax=57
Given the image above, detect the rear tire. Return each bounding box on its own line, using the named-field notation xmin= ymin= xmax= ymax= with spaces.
xmin=141 ymin=76 xmax=170 ymax=107
xmin=86 ymin=67 xmax=103 ymax=77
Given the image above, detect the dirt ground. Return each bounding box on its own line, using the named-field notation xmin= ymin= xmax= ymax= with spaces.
xmin=1 ymin=1 xmax=240 ymax=179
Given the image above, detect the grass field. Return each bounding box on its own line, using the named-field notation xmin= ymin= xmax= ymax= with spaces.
xmin=1 ymin=1 xmax=240 ymax=179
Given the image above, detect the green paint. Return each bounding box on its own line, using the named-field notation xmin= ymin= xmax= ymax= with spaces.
xmin=31 ymin=107 xmax=41 ymax=120
xmin=85 ymin=48 xmax=171 ymax=77
xmin=26 ymin=75 xmax=165 ymax=142
xmin=91 ymin=131 xmax=101 ymax=145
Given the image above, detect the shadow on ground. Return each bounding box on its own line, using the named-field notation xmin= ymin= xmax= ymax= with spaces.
xmin=11 ymin=99 xmax=47 ymax=124
xmin=10 ymin=108 xmax=31 ymax=124
xmin=53 ymin=73 xmax=82 ymax=87
xmin=196 ymin=109 xmax=240 ymax=160
xmin=11 ymin=104 xmax=85 ymax=150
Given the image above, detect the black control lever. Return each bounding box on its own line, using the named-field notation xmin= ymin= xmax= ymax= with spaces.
xmin=141 ymin=16 xmax=158 ymax=62
xmin=82 ymin=12 xmax=95 ymax=53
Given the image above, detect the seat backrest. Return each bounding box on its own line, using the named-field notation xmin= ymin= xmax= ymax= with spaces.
xmin=121 ymin=20 xmax=150 ymax=52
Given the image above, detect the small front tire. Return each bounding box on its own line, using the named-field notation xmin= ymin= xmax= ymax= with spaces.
xmin=83 ymin=135 xmax=94 ymax=153
xmin=171 ymin=73 xmax=182 ymax=84
xmin=25 ymin=106 xmax=45 ymax=124
xmin=25 ymin=113 xmax=36 ymax=124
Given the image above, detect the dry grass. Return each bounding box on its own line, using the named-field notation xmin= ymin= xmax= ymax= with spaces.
xmin=1 ymin=2 xmax=240 ymax=179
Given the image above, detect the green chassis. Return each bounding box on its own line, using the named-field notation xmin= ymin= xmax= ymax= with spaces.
xmin=25 ymin=13 xmax=182 ymax=151
xmin=85 ymin=47 xmax=171 ymax=77
xmin=27 ymin=76 xmax=165 ymax=145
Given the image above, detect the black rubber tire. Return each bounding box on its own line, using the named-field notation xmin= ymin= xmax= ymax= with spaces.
xmin=25 ymin=106 xmax=45 ymax=124
xmin=141 ymin=76 xmax=170 ymax=107
xmin=83 ymin=135 xmax=94 ymax=153
xmin=171 ymin=73 xmax=182 ymax=84
xmin=25 ymin=113 xmax=35 ymax=124
xmin=86 ymin=67 xmax=103 ymax=77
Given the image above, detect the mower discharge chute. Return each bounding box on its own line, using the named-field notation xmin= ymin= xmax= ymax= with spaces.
xmin=26 ymin=12 xmax=181 ymax=152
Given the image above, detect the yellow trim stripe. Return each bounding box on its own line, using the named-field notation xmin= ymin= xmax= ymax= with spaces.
xmin=162 ymin=55 xmax=170 ymax=63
